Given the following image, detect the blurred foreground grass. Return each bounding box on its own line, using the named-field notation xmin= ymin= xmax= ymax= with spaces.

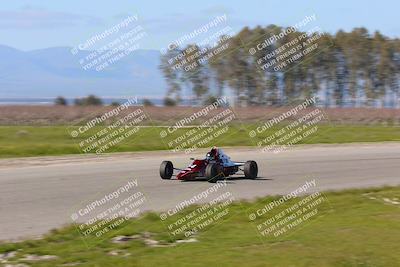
xmin=0 ymin=124 xmax=399 ymax=158
xmin=0 ymin=186 xmax=399 ymax=267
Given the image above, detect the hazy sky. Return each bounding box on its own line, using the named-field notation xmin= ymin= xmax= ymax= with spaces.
xmin=0 ymin=0 xmax=398 ymax=51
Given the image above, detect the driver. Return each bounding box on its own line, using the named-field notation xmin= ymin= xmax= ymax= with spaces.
xmin=206 ymin=147 xmax=219 ymax=161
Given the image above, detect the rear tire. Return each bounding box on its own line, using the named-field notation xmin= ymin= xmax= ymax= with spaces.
xmin=244 ymin=160 xmax=258 ymax=179
xmin=160 ymin=161 xmax=173 ymax=179
xmin=205 ymin=163 xmax=223 ymax=183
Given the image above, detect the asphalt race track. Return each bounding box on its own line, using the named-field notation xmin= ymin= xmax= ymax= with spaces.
xmin=1 ymin=143 xmax=399 ymax=241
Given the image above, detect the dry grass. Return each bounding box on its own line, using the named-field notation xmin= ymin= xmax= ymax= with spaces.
xmin=0 ymin=106 xmax=399 ymax=125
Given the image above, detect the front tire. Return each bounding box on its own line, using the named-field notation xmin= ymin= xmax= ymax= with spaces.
xmin=160 ymin=161 xmax=173 ymax=179
xmin=205 ymin=163 xmax=223 ymax=183
xmin=244 ymin=160 xmax=258 ymax=179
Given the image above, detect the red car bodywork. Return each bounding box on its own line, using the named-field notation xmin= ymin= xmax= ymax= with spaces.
xmin=176 ymin=159 xmax=239 ymax=180
xmin=176 ymin=159 xmax=206 ymax=180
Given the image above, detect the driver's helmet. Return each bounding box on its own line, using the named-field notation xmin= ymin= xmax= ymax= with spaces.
xmin=206 ymin=147 xmax=218 ymax=161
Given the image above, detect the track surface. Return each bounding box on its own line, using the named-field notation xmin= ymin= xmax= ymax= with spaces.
xmin=1 ymin=143 xmax=399 ymax=241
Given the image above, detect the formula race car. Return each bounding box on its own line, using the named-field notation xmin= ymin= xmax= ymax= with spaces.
xmin=159 ymin=147 xmax=258 ymax=183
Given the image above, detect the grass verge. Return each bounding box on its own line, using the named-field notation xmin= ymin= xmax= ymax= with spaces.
xmin=0 ymin=186 xmax=399 ymax=267
xmin=0 ymin=125 xmax=399 ymax=158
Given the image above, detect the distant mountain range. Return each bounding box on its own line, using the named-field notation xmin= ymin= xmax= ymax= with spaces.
xmin=0 ymin=45 xmax=166 ymax=98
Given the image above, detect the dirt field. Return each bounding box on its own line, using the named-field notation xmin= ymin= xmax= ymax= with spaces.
xmin=0 ymin=105 xmax=399 ymax=125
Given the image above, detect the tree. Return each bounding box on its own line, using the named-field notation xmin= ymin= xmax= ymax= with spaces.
xmin=54 ymin=96 xmax=67 ymax=106
xmin=74 ymin=95 xmax=103 ymax=106
xmin=159 ymin=25 xmax=400 ymax=108
xmin=208 ymin=35 xmax=233 ymax=97
xmin=159 ymin=48 xmax=182 ymax=103
xmin=142 ymin=99 xmax=154 ymax=106
xmin=85 ymin=95 xmax=103 ymax=106
xmin=164 ymin=97 xmax=176 ymax=106
xmin=203 ymin=95 xmax=218 ymax=106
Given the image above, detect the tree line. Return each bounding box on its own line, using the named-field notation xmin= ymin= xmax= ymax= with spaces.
xmin=54 ymin=95 xmax=105 ymax=106
xmin=160 ymin=26 xmax=400 ymax=108
xmin=54 ymin=95 xmax=157 ymax=107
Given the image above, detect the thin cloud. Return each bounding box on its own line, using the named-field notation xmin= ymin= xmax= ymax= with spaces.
xmin=201 ymin=5 xmax=234 ymax=15
xmin=0 ymin=7 xmax=103 ymax=29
